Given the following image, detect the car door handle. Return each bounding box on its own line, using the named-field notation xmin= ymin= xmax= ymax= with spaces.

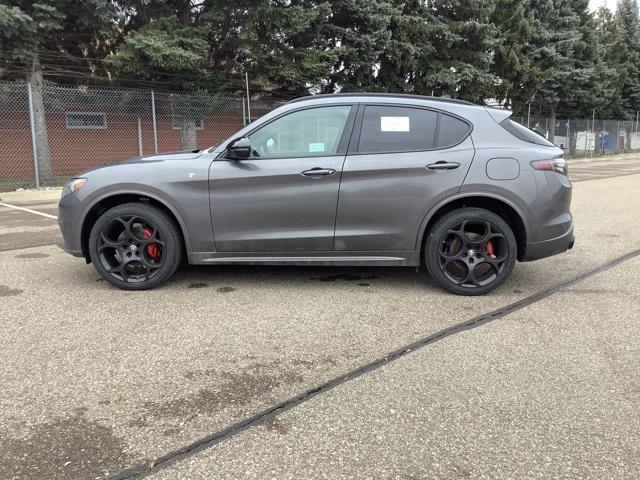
xmin=301 ymin=168 xmax=336 ymax=178
xmin=426 ymin=161 xmax=461 ymax=171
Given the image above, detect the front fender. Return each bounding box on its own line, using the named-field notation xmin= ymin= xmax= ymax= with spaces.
xmin=77 ymin=185 xmax=194 ymax=254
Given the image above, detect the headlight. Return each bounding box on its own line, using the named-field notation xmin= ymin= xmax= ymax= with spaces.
xmin=62 ymin=178 xmax=87 ymax=197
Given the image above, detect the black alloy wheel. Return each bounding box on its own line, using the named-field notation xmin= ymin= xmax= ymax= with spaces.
xmin=425 ymin=208 xmax=517 ymax=295
xmin=89 ymin=203 xmax=182 ymax=290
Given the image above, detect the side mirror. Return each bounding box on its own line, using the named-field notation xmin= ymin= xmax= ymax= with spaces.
xmin=227 ymin=137 xmax=251 ymax=160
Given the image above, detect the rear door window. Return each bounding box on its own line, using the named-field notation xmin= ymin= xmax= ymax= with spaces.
xmin=358 ymin=105 xmax=470 ymax=153
xmin=358 ymin=106 xmax=438 ymax=153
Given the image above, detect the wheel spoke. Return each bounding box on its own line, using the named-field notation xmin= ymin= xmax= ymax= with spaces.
xmin=142 ymin=237 xmax=165 ymax=248
xmin=461 ymin=263 xmax=482 ymax=287
xmin=438 ymin=249 xmax=463 ymax=261
xmin=140 ymin=256 xmax=164 ymax=270
xmin=98 ymin=232 xmax=126 ymax=251
xmin=105 ymin=265 xmax=121 ymax=274
xmin=484 ymin=232 xmax=505 ymax=243
xmin=105 ymin=263 xmax=128 ymax=281
xmin=116 ymin=216 xmax=138 ymax=238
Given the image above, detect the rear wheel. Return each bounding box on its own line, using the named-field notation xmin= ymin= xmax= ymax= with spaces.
xmin=89 ymin=203 xmax=183 ymax=290
xmin=425 ymin=208 xmax=517 ymax=296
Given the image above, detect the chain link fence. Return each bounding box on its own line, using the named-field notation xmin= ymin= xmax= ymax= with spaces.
xmin=2 ymin=82 xmax=640 ymax=191
xmin=0 ymin=83 xmax=36 ymax=191
xmin=512 ymin=115 xmax=640 ymax=158
xmin=0 ymin=82 xmax=281 ymax=191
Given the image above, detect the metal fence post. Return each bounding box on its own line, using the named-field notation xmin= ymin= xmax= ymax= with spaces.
xmin=137 ymin=117 xmax=143 ymax=156
xmin=26 ymin=82 xmax=40 ymax=189
xmin=585 ymin=118 xmax=589 ymax=157
xmin=245 ymin=73 xmax=252 ymax=123
xmin=151 ymin=90 xmax=158 ymax=154
xmin=242 ymin=98 xmax=247 ymax=126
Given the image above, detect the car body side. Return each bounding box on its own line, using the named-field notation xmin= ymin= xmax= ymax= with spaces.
xmin=58 ymin=95 xmax=573 ymax=266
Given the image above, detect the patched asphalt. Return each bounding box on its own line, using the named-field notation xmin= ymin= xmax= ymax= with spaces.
xmin=0 ymin=162 xmax=639 ymax=479
xmin=0 ymin=190 xmax=62 ymax=251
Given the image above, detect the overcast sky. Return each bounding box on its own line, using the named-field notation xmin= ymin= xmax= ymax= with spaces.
xmin=590 ymin=0 xmax=616 ymax=11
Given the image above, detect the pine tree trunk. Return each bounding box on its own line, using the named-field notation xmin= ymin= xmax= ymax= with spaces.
xmin=181 ymin=119 xmax=197 ymax=151
xmin=30 ymin=54 xmax=54 ymax=186
xmin=548 ymin=107 xmax=557 ymax=144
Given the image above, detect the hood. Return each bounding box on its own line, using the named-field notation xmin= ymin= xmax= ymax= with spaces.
xmin=77 ymin=150 xmax=204 ymax=177
xmin=120 ymin=150 xmax=204 ymax=164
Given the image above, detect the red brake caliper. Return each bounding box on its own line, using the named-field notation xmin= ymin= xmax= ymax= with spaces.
xmin=143 ymin=227 xmax=161 ymax=261
xmin=485 ymin=240 xmax=495 ymax=259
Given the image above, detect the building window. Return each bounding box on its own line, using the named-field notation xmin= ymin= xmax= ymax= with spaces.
xmin=172 ymin=116 xmax=204 ymax=130
xmin=65 ymin=112 xmax=107 ymax=129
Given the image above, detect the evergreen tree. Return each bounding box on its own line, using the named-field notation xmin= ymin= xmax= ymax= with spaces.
xmin=323 ymin=0 xmax=393 ymax=92
xmin=3 ymin=0 xmax=640 ymax=121
xmin=375 ymin=0 xmax=448 ymax=95
xmin=528 ymin=0 xmax=601 ymax=142
xmin=490 ymin=0 xmax=540 ymax=110
xmin=105 ymin=17 xmax=210 ymax=90
xmin=559 ymin=0 xmax=607 ymax=117
xmin=616 ymin=0 xmax=640 ymax=115
xmin=426 ymin=0 xmax=497 ymax=102
xmin=202 ymin=0 xmax=338 ymax=96
xmin=594 ymin=7 xmax=627 ymax=119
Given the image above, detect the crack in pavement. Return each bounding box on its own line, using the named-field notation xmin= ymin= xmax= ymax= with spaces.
xmin=109 ymin=247 xmax=640 ymax=479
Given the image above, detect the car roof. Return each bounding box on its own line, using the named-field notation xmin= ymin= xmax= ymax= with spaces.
xmin=287 ymin=93 xmax=476 ymax=107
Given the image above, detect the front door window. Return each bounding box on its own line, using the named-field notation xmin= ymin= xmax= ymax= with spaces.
xmin=248 ymin=106 xmax=352 ymax=158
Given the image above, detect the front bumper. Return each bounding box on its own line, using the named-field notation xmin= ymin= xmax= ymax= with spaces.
xmin=522 ymin=223 xmax=575 ymax=262
xmin=57 ymin=194 xmax=85 ymax=257
xmin=57 ymin=239 xmax=83 ymax=257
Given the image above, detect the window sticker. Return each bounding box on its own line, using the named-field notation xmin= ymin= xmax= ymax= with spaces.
xmin=309 ymin=142 xmax=325 ymax=153
xmin=381 ymin=116 xmax=410 ymax=132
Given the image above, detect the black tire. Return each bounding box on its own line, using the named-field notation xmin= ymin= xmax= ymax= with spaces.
xmin=89 ymin=202 xmax=183 ymax=290
xmin=425 ymin=208 xmax=517 ymax=296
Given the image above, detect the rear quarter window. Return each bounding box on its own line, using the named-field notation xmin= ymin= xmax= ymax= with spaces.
xmin=437 ymin=114 xmax=472 ymax=148
xmin=500 ymin=118 xmax=555 ymax=146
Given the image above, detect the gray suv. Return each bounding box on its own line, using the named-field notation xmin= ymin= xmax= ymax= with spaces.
xmin=58 ymin=94 xmax=574 ymax=295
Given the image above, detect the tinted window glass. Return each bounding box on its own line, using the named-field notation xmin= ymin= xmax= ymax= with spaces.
xmin=437 ymin=114 xmax=470 ymax=147
xmin=359 ymin=106 xmax=438 ymax=153
xmin=249 ymin=106 xmax=351 ymax=158
xmin=500 ymin=118 xmax=554 ymax=146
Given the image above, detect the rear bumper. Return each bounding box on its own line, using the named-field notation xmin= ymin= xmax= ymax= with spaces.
xmin=522 ymin=223 xmax=574 ymax=262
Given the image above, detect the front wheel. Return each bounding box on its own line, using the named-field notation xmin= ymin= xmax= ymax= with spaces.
xmin=425 ymin=208 xmax=517 ymax=296
xmin=89 ymin=202 xmax=183 ymax=290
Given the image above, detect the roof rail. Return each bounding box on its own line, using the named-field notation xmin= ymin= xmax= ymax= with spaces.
xmin=287 ymin=93 xmax=476 ymax=106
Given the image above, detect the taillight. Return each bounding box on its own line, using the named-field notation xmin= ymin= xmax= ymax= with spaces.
xmin=530 ymin=157 xmax=568 ymax=175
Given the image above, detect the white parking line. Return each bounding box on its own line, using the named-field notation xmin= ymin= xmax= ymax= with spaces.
xmin=0 ymin=202 xmax=58 ymax=220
